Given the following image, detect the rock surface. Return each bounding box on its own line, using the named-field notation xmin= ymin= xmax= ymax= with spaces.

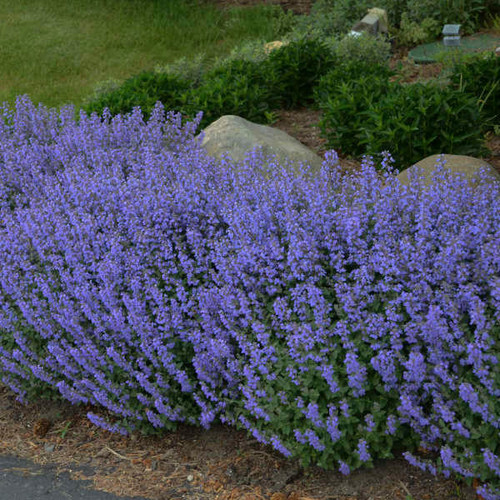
xmin=352 ymin=8 xmax=388 ymax=35
xmin=200 ymin=115 xmax=323 ymax=175
xmin=397 ymin=154 xmax=500 ymax=187
xmin=264 ymin=40 xmax=288 ymax=53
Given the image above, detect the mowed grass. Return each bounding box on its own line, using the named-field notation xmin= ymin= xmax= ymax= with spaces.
xmin=0 ymin=0 xmax=281 ymax=108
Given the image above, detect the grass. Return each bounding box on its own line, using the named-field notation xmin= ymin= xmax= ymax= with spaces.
xmin=0 ymin=0 xmax=282 ymax=108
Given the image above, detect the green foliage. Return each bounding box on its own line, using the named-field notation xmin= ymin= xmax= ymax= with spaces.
xmin=219 ymin=39 xmax=271 ymax=64
xmin=291 ymin=0 xmax=374 ymax=38
xmin=266 ymin=38 xmax=335 ymax=108
xmin=179 ymin=59 xmax=278 ymax=128
xmin=405 ymin=0 xmax=491 ymax=34
xmin=84 ymin=71 xmax=191 ymax=119
xmin=83 ymin=38 xmax=336 ymax=126
xmin=485 ymin=12 xmax=500 ymax=34
xmin=154 ymin=54 xmax=208 ymax=88
xmin=269 ymin=5 xmax=298 ymax=38
xmin=315 ymin=62 xmax=393 ymax=157
xmin=450 ymin=52 xmax=500 ymax=131
xmin=325 ymin=32 xmax=392 ymax=66
xmin=396 ymin=13 xmax=441 ymax=47
xmin=290 ymin=0 xmax=498 ymax=46
xmin=316 ymin=65 xmax=485 ymax=168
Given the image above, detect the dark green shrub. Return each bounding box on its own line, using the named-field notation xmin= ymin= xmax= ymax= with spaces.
xmin=266 ymin=38 xmax=335 ymax=108
xmin=450 ymin=53 xmax=500 ymax=131
xmin=180 ymin=59 xmax=279 ymax=128
xmin=359 ymin=83 xmax=485 ymax=166
xmin=84 ymin=71 xmax=191 ymax=119
xmin=314 ymin=62 xmax=393 ymax=156
xmin=316 ymin=65 xmax=389 ymax=156
xmin=317 ymin=67 xmax=485 ymax=168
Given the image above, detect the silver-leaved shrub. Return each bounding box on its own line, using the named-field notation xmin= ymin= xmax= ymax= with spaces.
xmin=0 ymin=97 xmax=499 ymax=499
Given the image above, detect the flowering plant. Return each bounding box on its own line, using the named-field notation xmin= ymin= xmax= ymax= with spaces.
xmin=0 ymin=97 xmax=498 ymax=498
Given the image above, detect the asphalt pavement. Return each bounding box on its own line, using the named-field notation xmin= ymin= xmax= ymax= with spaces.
xmin=0 ymin=454 xmax=148 ymax=500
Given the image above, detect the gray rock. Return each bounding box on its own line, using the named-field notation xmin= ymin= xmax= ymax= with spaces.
xmin=397 ymin=154 xmax=500 ymax=187
xmin=199 ymin=115 xmax=323 ymax=177
xmin=352 ymin=13 xmax=380 ymax=36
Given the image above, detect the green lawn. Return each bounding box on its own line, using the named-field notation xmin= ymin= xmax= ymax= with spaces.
xmin=0 ymin=0 xmax=281 ymax=108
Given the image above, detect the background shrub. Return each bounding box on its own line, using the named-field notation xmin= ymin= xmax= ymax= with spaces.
xmin=84 ymin=71 xmax=191 ymax=120
xmin=405 ymin=0 xmax=493 ymax=35
xmin=265 ymin=37 xmax=335 ymax=108
xmin=180 ymin=59 xmax=279 ymax=128
xmin=291 ymin=0 xmax=375 ymax=38
xmin=154 ymin=54 xmax=208 ymax=88
xmin=325 ymin=32 xmax=392 ymax=67
xmin=450 ymin=52 xmax=500 ymax=131
xmin=316 ymin=67 xmax=485 ymax=168
xmin=395 ymin=13 xmax=441 ymax=47
xmin=290 ymin=0 xmax=499 ymax=43
xmin=314 ymin=62 xmax=393 ymax=157
xmin=83 ymin=38 xmax=336 ymax=128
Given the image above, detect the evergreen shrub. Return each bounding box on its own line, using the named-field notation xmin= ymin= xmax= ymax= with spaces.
xmin=1 ymin=97 xmax=499 ymax=500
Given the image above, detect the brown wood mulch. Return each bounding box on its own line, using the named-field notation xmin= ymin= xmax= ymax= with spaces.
xmin=0 ymin=382 xmax=479 ymax=500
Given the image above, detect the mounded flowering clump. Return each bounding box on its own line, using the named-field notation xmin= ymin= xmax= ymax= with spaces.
xmin=0 ymin=97 xmax=498 ymax=498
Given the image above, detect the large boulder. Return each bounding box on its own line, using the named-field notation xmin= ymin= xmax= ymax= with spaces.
xmin=199 ymin=115 xmax=323 ymax=176
xmin=397 ymin=154 xmax=500 ymax=187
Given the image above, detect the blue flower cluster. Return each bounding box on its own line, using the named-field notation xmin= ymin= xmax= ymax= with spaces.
xmin=0 ymin=97 xmax=499 ymax=499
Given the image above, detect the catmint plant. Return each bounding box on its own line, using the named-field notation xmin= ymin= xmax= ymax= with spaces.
xmin=0 ymin=97 xmax=498 ymax=498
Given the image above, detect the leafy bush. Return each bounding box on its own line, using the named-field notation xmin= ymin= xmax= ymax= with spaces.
xmin=314 ymin=62 xmax=393 ymax=156
xmin=217 ymin=38 xmax=271 ymax=64
xmin=84 ymin=71 xmax=191 ymax=119
xmin=154 ymin=54 xmax=208 ymax=88
xmin=265 ymin=37 xmax=335 ymax=108
xmin=405 ymin=0 xmax=492 ymax=34
xmin=316 ymin=67 xmax=485 ymax=168
xmin=83 ymin=38 xmax=335 ymax=126
xmin=450 ymin=52 xmax=500 ymax=131
xmin=180 ymin=59 xmax=279 ymax=128
xmin=395 ymin=13 xmax=440 ymax=47
xmin=1 ymin=97 xmax=499 ymax=499
xmin=326 ymin=32 xmax=392 ymax=66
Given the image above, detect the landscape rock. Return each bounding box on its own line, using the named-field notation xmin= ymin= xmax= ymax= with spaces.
xmin=397 ymin=154 xmax=500 ymax=187
xmin=264 ymin=40 xmax=288 ymax=54
xmin=352 ymin=8 xmax=388 ymax=36
xmin=200 ymin=115 xmax=323 ymax=176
